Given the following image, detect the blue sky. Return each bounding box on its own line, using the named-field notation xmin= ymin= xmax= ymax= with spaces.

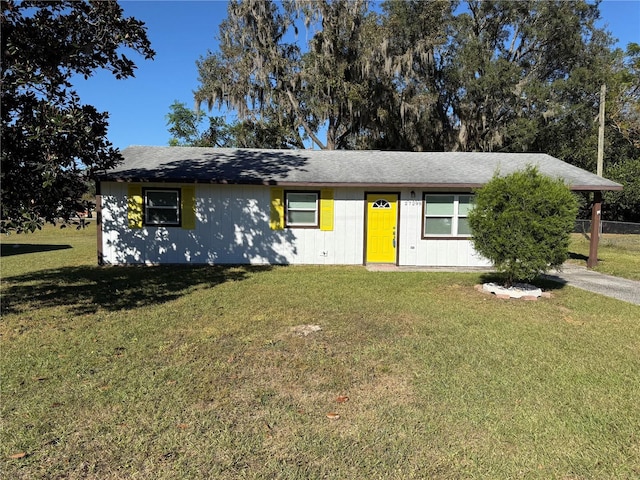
xmin=72 ymin=0 xmax=640 ymax=150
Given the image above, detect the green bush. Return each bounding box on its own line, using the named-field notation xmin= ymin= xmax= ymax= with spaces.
xmin=468 ymin=165 xmax=578 ymax=287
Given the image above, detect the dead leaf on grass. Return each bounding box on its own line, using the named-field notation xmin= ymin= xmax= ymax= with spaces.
xmin=336 ymin=395 xmax=349 ymax=403
xmin=326 ymin=412 xmax=340 ymax=420
xmin=177 ymin=423 xmax=189 ymax=429
xmin=9 ymin=452 xmax=27 ymax=459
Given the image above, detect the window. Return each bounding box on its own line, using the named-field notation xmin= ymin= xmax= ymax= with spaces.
xmin=270 ymin=188 xmax=333 ymax=231
xmin=144 ymin=188 xmax=181 ymax=226
xmin=372 ymin=199 xmax=391 ymax=209
xmin=423 ymin=194 xmax=474 ymax=237
xmin=285 ymin=191 xmax=319 ymax=227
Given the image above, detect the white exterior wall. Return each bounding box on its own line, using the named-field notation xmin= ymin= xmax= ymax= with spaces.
xmin=396 ymin=189 xmax=491 ymax=267
xmin=99 ymin=182 xmax=365 ymax=265
xmin=99 ymin=182 xmax=489 ymax=267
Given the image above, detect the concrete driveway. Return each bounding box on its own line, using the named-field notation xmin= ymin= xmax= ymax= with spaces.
xmin=544 ymin=264 xmax=640 ymax=306
xmin=367 ymin=263 xmax=640 ymax=306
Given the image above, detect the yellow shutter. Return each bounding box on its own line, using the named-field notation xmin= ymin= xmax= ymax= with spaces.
xmin=270 ymin=188 xmax=285 ymax=230
xmin=127 ymin=184 xmax=143 ymax=229
xmin=320 ymin=189 xmax=334 ymax=231
xmin=181 ymin=185 xmax=196 ymax=229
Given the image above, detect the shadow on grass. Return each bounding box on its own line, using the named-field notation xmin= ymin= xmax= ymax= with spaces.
xmin=478 ymin=272 xmax=567 ymax=292
xmin=1 ymin=244 xmax=72 ymax=257
xmin=1 ymin=265 xmax=270 ymax=315
xmin=568 ymin=251 xmax=589 ymax=262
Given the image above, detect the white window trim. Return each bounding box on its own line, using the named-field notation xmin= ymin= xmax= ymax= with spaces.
xmin=285 ymin=191 xmax=319 ymax=228
xmin=143 ymin=188 xmax=181 ymax=226
xmin=423 ymin=193 xmax=473 ymax=238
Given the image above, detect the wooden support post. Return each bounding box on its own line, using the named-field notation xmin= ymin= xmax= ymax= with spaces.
xmin=587 ymin=191 xmax=602 ymax=268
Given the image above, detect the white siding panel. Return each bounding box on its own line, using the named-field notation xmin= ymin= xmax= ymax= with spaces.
xmin=409 ymin=238 xmax=491 ymax=267
xmin=398 ymin=190 xmax=422 ymax=266
xmin=333 ymin=189 xmax=364 ymax=264
xmin=396 ymin=188 xmax=490 ymax=267
xmin=101 ymin=183 xmax=367 ymax=265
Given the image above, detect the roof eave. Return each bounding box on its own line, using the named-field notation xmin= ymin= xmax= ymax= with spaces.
xmin=96 ymin=176 xmax=623 ymax=192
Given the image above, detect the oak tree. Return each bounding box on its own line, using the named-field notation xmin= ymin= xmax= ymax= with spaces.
xmin=166 ymin=101 xmax=300 ymax=149
xmin=195 ymin=0 xmax=381 ymax=150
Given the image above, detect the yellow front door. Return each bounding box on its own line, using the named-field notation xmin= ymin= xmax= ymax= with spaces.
xmin=366 ymin=193 xmax=398 ymax=263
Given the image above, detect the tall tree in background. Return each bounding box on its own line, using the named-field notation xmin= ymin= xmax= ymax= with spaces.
xmin=608 ymin=43 xmax=640 ymax=150
xmin=195 ymin=0 xmax=638 ymax=220
xmin=166 ymin=101 xmax=301 ymax=149
xmin=195 ymin=0 xmax=617 ymax=153
xmin=166 ymin=101 xmax=230 ymax=147
xmin=195 ymin=0 xmax=381 ymax=150
xmin=195 ymin=0 xmax=304 ymax=147
xmin=379 ymin=0 xmax=614 ymax=154
xmin=366 ymin=0 xmax=454 ymax=151
xmin=1 ymin=0 xmax=154 ymax=233
xmin=601 ymin=43 xmax=640 ymax=222
xmin=295 ymin=0 xmax=382 ymax=149
xmin=467 ymin=0 xmax=607 ymax=153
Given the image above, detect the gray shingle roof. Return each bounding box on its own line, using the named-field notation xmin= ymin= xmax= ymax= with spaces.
xmin=99 ymin=146 xmax=622 ymax=191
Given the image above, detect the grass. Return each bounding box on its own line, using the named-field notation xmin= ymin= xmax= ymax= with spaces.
xmin=2 ymin=225 xmax=640 ymax=479
xmin=569 ymin=233 xmax=640 ymax=280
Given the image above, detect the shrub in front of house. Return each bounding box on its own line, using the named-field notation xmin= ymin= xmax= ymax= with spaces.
xmin=468 ymin=165 xmax=578 ymax=287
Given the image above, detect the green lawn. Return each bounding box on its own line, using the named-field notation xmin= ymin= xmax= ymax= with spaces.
xmin=2 ymin=225 xmax=639 ymax=479
xmin=569 ymin=233 xmax=640 ymax=281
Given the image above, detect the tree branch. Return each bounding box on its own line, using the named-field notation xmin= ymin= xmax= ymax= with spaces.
xmin=285 ymin=89 xmax=326 ymax=149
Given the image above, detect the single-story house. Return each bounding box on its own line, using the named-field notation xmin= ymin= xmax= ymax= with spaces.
xmin=96 ymin=146 xmax=622 ymax=267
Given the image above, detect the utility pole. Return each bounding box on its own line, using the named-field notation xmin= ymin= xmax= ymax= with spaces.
xmin=597 ymin=84 xmax=606 ymax=177
xmin=588 ymin=84 xmax=606 ymax=268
